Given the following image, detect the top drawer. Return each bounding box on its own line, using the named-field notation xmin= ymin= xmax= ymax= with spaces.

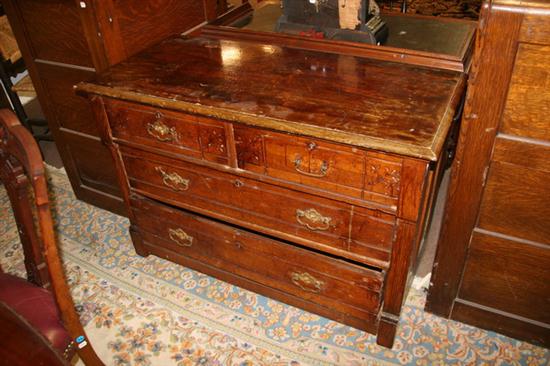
xmin=235 ymin=125 xmax=403 ymax=209
xmin=105 ymin=100 xmax=230 ymax=166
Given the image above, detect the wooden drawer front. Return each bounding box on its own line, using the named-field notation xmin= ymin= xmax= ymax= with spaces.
xmin=121 ymin=148 xmax=394 ymax=266
xmin=350 ymin=207 xmax=395 ymax=261
xmin=106 ymin=100 xmax=229 ymax=165
xmin=131 ymin=197 xmax=384 ymax=317
xmin=459 ymin=231 xmax=550 ymax=324
xmin=235 ymin=125 xmax=402 ymax=209
xmin=123 ymin=149 xmax=350 ymax=251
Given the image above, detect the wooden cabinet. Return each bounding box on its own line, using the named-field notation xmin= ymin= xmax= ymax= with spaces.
xmin=1 ymin=0 xmax=224 ymax=215
xmin=78 ymin=27 xmax=469 ymax=347
xmin=426 ymin=0 xmax=550 ymax=347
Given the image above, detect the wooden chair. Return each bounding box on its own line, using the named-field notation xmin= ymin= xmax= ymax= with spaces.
xmin=0 ymin=109 xmax=103 ymax=365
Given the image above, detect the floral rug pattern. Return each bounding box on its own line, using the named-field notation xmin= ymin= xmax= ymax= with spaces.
xmin=0 ymin=167 xmax=548 ymax=366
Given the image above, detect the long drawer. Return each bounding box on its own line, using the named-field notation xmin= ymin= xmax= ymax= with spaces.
xmin=131 ymin=196 xmax=384 ymax=321
xmin=121 ymin=147 xmax=396 ymax=268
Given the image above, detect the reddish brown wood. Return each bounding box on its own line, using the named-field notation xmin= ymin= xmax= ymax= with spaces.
xmin=200 ymin=26 xmax=471 ymax=72
xmin=0 ymin=109 xmax=103 ymax=365
xmin=2 ymin=0 xmax=210 ymax=216
xmin=132 ymin=196 xmax=383 ymax=318
xmin=426 ymin=0 xmax=550 ymax=347
xmin=0 ymin=164 xmax=50 ymax=288
xmin=426 ymin=2 xmax=524 ymax=317
xmin=77 ymin=35 xmax=465 ymax=161
xmin=79 ymin=17 xmax=466 ymax=348
xmin=459 ymin=231 xmax=550 ymax=323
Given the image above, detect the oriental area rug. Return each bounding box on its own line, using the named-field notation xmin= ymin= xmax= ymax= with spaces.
xmin=0 ymin=166 xmax=548 ymax=366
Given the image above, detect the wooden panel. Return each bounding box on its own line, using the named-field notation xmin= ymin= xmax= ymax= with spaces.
xmin=132 ymin=197 xmax=383 ymax=317
xmin=477 ymin=160 xmax=550 ymax=245
xmin=459 ymin=231 xmax=550 ymax=324
xmin=425 ymin=7 xmax=524 ymax=317
xmin=111 ymin=0 xmax=206 ymax=58
xmin=62 ymin=132 xmax=121 ymax=197
xmin=17 ymin=0 xmax=93 ymax=66
xmin=492 ymin=136 xmax=550 ymax=172
xmin=451 ymin=301 xmax=550 ymax=348
xmin=501 ymin=43 xmax=550 ymax=141
xmin=349 ymin=206 xmax=395 ymax=263
xmin=520 ymin=13 xmax=550 ymax=45
xmin=106 ymin=100 xmax=229 ymax=165
xmin=36 ymin=63 xmax=99 ymax=136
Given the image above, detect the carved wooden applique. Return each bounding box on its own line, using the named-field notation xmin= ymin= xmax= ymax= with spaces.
xmin=364 ymin=157 xmax=401 ymax=197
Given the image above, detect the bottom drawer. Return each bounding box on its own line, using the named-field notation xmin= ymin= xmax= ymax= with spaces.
xmin=130 ymin=196 xmax=384 ymax=330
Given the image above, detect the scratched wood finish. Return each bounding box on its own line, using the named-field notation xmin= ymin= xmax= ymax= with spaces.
xmin=235 ymin=125 xmax=403 ymax=208
xmin=77 ymin=35 xmax=465 ymax=161
xmin=79 ymin=11 xmax=467 ymax=347
xmin=121 ymin=146 xmax=395 ymax=267
xmin=85 ymin=85 xmax=449 ymax=348
xmin=132 ymin=196 xmax=384 ymax=319
xmin=2 ymin=0 xmax=209 ymax=216
xmin=458 ymin=231 xmax=550 ymax=324
xmin=426 ymin=0 xmax=550 ymax=347
xmin=501 ymin=44 xmax=550 ymax=141
xmin=106 ymin=100 xmax=230 ymax=165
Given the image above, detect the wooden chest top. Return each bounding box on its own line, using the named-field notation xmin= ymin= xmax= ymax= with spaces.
xmin=77 ymin=35 xmax=465 ymax=160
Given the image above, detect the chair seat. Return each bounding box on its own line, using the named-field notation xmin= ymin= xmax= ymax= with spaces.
xmin=0 ymin=273 xmax=71 ymax=353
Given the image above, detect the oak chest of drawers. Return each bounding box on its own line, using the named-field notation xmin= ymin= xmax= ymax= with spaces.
xmin=78 ymin=32 xmax=467 ymax=347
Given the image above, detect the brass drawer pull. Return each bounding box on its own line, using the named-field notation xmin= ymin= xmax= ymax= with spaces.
xmin=168 ymin=228 xmax=193 ymax=247
xmin=146 ymin=114 xmax=179 ymax=142
xmin=296 ymin=208 xmax=331 ymax=231
xmin=155 ymin=166 xmax=189 ymax=191
xmin=294 ymin=156 xmax=329 ymax=178
xmin=290 ymin=271 xmax=324 ymax=293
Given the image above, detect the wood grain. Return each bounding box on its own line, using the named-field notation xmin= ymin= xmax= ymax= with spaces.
xmin=477 ymin=161 xmax=550 ymax=245
xmin=459 ymin=231 xmax=550 ymax=324
xmin=18 ymin=0 xmax=93 ymax=67
xmin=501 ymin=43 xmax=550 ymax=141
xmin=426 ymin=5 xmax=524 ymax=317
xmin=76 ymin=35 xmax=465 ymax=160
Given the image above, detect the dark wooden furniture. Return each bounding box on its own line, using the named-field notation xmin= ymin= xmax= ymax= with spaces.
xmin=426 ymin=0 xmax=550 ymax=347
xmin=78 ymin=15 xmax=472 ymax=346
xmin=0 ymin=109 xmax=103 ymax=364
xmin=0 ymin=10 xmax=49 ymax=141
xmin=1 ymin=0 xmax=227 ymax=216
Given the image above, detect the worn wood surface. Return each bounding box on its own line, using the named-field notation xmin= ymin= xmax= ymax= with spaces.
xmin=121 ymin=145 xmax=396 ymax=268
xmin=1 ymin=0 xmax=209 ymax=216
xmin=459 ymin=231 xmax=550 ymax=324
xmin=78 ymin=7 xmax=467 ymax=348
xmin=132 ymin=196 xmax=384 ymax=318
xmin=426 ymin=0 xmax=550 ymax=347
xmin=77 ymin=35 xmax=465 ymax=161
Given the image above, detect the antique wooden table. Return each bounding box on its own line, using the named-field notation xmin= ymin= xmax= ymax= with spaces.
xmin=77 ymin=12 xmax=471 ymax=347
